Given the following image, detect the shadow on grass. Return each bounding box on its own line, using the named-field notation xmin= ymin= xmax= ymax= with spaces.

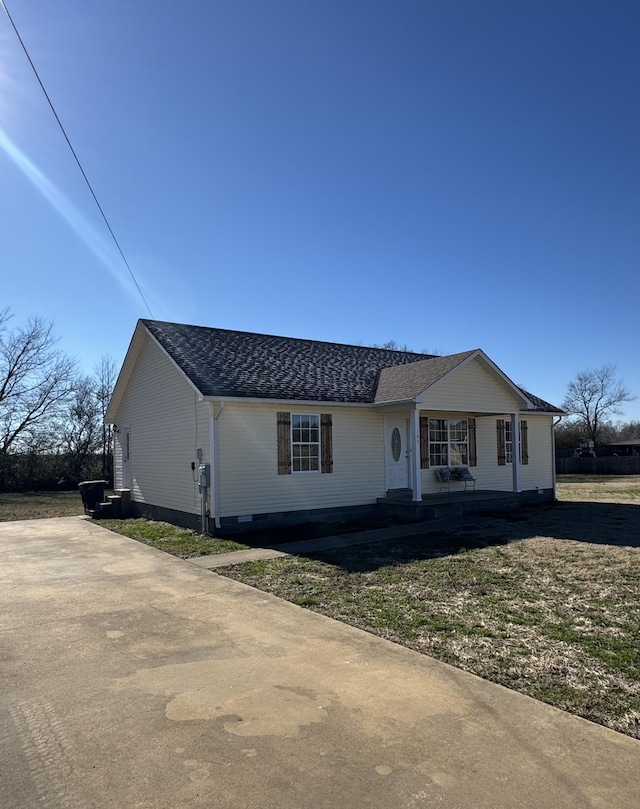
xmin=309 ymin=529 xmax=514 ymax=573
xmin=237 ymin=500 xmax=640 ymax=573
xmin=236 ymin=515 xmax=413 ymax=548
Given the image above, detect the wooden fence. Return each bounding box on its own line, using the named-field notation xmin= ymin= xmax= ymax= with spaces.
xmin=556 ymin=456 xmax=640 ymax=475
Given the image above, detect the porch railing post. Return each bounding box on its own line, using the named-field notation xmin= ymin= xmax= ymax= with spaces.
xmin=511 ymin=412 xmax=521 ymax=493
xmin=410 ymin=409 xmax=422 ymax=502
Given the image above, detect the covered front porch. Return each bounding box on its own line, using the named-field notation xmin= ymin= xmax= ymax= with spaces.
xmin=382 ymin=408 xmax=528 ymax=504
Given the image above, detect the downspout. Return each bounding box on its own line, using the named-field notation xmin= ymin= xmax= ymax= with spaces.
xmin=552 ymin=416 xmax=562 ymax=501
xmin=210 ymin=401 xmax=224 ymax=530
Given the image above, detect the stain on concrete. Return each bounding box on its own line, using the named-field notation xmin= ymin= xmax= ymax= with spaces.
xmin=113 ymin=634 xmax=475 ymax=745
xmin=115 ymin=657 xmax=335 ymax=737
xmin=430 ymin=771 xmax=456 ymax=788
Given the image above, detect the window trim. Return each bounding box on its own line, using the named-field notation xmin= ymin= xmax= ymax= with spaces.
xmin=505 ymin=420 xmax=514 ymax=464
xmin=291 ymin=413 xmax=321 ymax=474
xmin=428 ymin=418 xmax=469 ymax=468
xmin=498 ymin=418 xmax=529 ymax=466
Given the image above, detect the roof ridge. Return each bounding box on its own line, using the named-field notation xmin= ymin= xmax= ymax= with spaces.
xmin=141 ymin=319 xmax=436 ymax=360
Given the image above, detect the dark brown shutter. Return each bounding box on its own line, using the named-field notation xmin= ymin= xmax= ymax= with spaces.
xmin=468 ymin=418 xmax=477 ymax=467
xmin=520 ymin=420 xmax=529 ymax=465
xmin=277 ymin=412 xmax=291 ymax=475
xmin=497 ymin=419 xmax=506 ymax=466
xmin=420 ymin=416 xmax=430 ymax=468
xmin=320 ymin=414 xmax=333 ymax=473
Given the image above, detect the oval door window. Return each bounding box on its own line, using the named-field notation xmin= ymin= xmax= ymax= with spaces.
xmin=391 ymin=427 xmax=402 ymax=462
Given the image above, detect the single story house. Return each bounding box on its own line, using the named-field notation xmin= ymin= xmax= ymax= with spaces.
xmin=105 ymin=320 xmax=564 ymax=534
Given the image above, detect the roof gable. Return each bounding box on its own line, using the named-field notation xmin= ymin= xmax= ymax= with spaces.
xmin=374 ymin=350 xmax=478 ymax=403
xmin=375 ymin=349 xmax=536 ymax=410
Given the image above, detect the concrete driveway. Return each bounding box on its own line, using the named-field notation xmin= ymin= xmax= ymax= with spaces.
xmin=0 ymin=517 xmax=637 ymax=809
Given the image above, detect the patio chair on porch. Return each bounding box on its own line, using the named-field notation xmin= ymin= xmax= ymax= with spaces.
xmin=458 ymin=467 xmax=476 ymax=491
xmin=435 ymin=467 xmax=453 ymax=492
xmin=435 ymin=467 xmax=476 ymax=492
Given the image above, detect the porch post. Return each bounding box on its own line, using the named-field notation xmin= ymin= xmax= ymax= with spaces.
xmin=409 ymin=409 xmax=422 ymax=502
xmin=511 ymin=412 xmax=521 ymax=493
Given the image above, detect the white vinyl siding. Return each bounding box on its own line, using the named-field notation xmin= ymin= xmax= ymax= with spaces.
xmin=518 ymin=416 xmax=554 ymax=490
xmin=422 ymin=359 xmax=522 ymax=413
xmin=218 ymin=403 xmax=385 ymax=516
xmin=112 ymin=334 xmax=209 ymax=514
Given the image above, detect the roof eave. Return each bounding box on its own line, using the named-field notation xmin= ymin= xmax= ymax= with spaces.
xmin=200 ymin=395 xmax=374 ymax=408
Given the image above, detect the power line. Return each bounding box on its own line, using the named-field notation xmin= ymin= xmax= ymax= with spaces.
xmin=1 ymin=0 xmax=155 ymax=319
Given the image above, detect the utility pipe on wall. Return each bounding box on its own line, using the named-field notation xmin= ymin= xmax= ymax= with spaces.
xmin=209 ymin=401 xmax=224 ymax=530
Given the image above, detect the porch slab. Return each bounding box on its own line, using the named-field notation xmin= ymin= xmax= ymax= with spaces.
xmin=376 ymin=490 xmax=524 ymax=521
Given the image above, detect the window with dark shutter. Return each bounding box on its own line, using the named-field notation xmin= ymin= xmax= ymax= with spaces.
xmin=320 ymin=414 xmax=333 ymax=473
xmin=277 ymin=412 xmax=291 ymax=474
xmin=419 ymin=416 xmax=429 ymax=468
xmin=497 ymin=419 xmax=506 ymax=466
xmin=520 ymin=420 xmax=529 ymax=465
xmin=468 ymin=418 xmax=477 ymax=467
xmin=429 ymin=419 xmax=469 ymax=466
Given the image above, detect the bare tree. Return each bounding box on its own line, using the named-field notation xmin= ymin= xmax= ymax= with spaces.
xmin=562 ymin=365 xmax=635 ymax=444
xmin=616 ymin=420 xmax=640 ymax=441
xmin=57 ymin=376 xmax=102 ymax=481
xmin=94 ymin=355 xmax=117 ymax=481
xmin=371 ymin=339 xmax=413 ymax=352
xmin=369 ymin=340 xmax=442 ymax=355
xmin=0 ymin=309 xmax=76 ymax=456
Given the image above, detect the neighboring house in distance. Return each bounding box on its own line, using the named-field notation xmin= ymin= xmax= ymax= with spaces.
xmin=105 ymin=320 xmax=563 ymax=534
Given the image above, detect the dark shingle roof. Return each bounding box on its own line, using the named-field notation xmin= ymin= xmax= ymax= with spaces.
xmin=520 ymin=390 xmax=564 ymax=414
xmin=142 ymin=320 xmax=562 ymax=412
xmin=143 ymin=320 xmax=435 ymax=403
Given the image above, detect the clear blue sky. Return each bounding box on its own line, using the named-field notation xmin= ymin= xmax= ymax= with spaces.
xmin=1 ymin=1 xmax=638 ymax=419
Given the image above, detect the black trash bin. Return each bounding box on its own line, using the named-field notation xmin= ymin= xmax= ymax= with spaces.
xmin=78 ymin=480 xmax=108 ymax=514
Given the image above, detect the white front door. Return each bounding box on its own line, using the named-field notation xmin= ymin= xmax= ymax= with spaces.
xmin=121 ymin=426 xmax=131 ymax=489
xmin=385 ymin=417 xmax=409 ymax=490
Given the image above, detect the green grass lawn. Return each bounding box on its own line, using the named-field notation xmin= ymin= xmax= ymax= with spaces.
xmin=97 ymin=518 xmax=249 ymax=557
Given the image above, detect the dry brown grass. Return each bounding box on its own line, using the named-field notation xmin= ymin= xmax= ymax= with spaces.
xmin=0 ymin=491 xmax=84 ymax=521
xmin=222 ymin=476 xmax=640 ymax=737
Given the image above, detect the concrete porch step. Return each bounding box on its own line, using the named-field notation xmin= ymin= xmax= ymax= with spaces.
xmin=90 ymin=489 xmax=131 ymax=520
xmin=385 ymin=488 xmax=412 ymax=499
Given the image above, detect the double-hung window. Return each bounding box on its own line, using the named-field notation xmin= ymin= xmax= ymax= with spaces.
xmin=428 ymin=418 xmax=469 ymax=467
xmin=497 ymin=419 xmax=529 ymax=466
xmin=505 ymin=421 xmax=514 ymax=464
xmin=291 ymin=414 xmax=320 ymax=472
